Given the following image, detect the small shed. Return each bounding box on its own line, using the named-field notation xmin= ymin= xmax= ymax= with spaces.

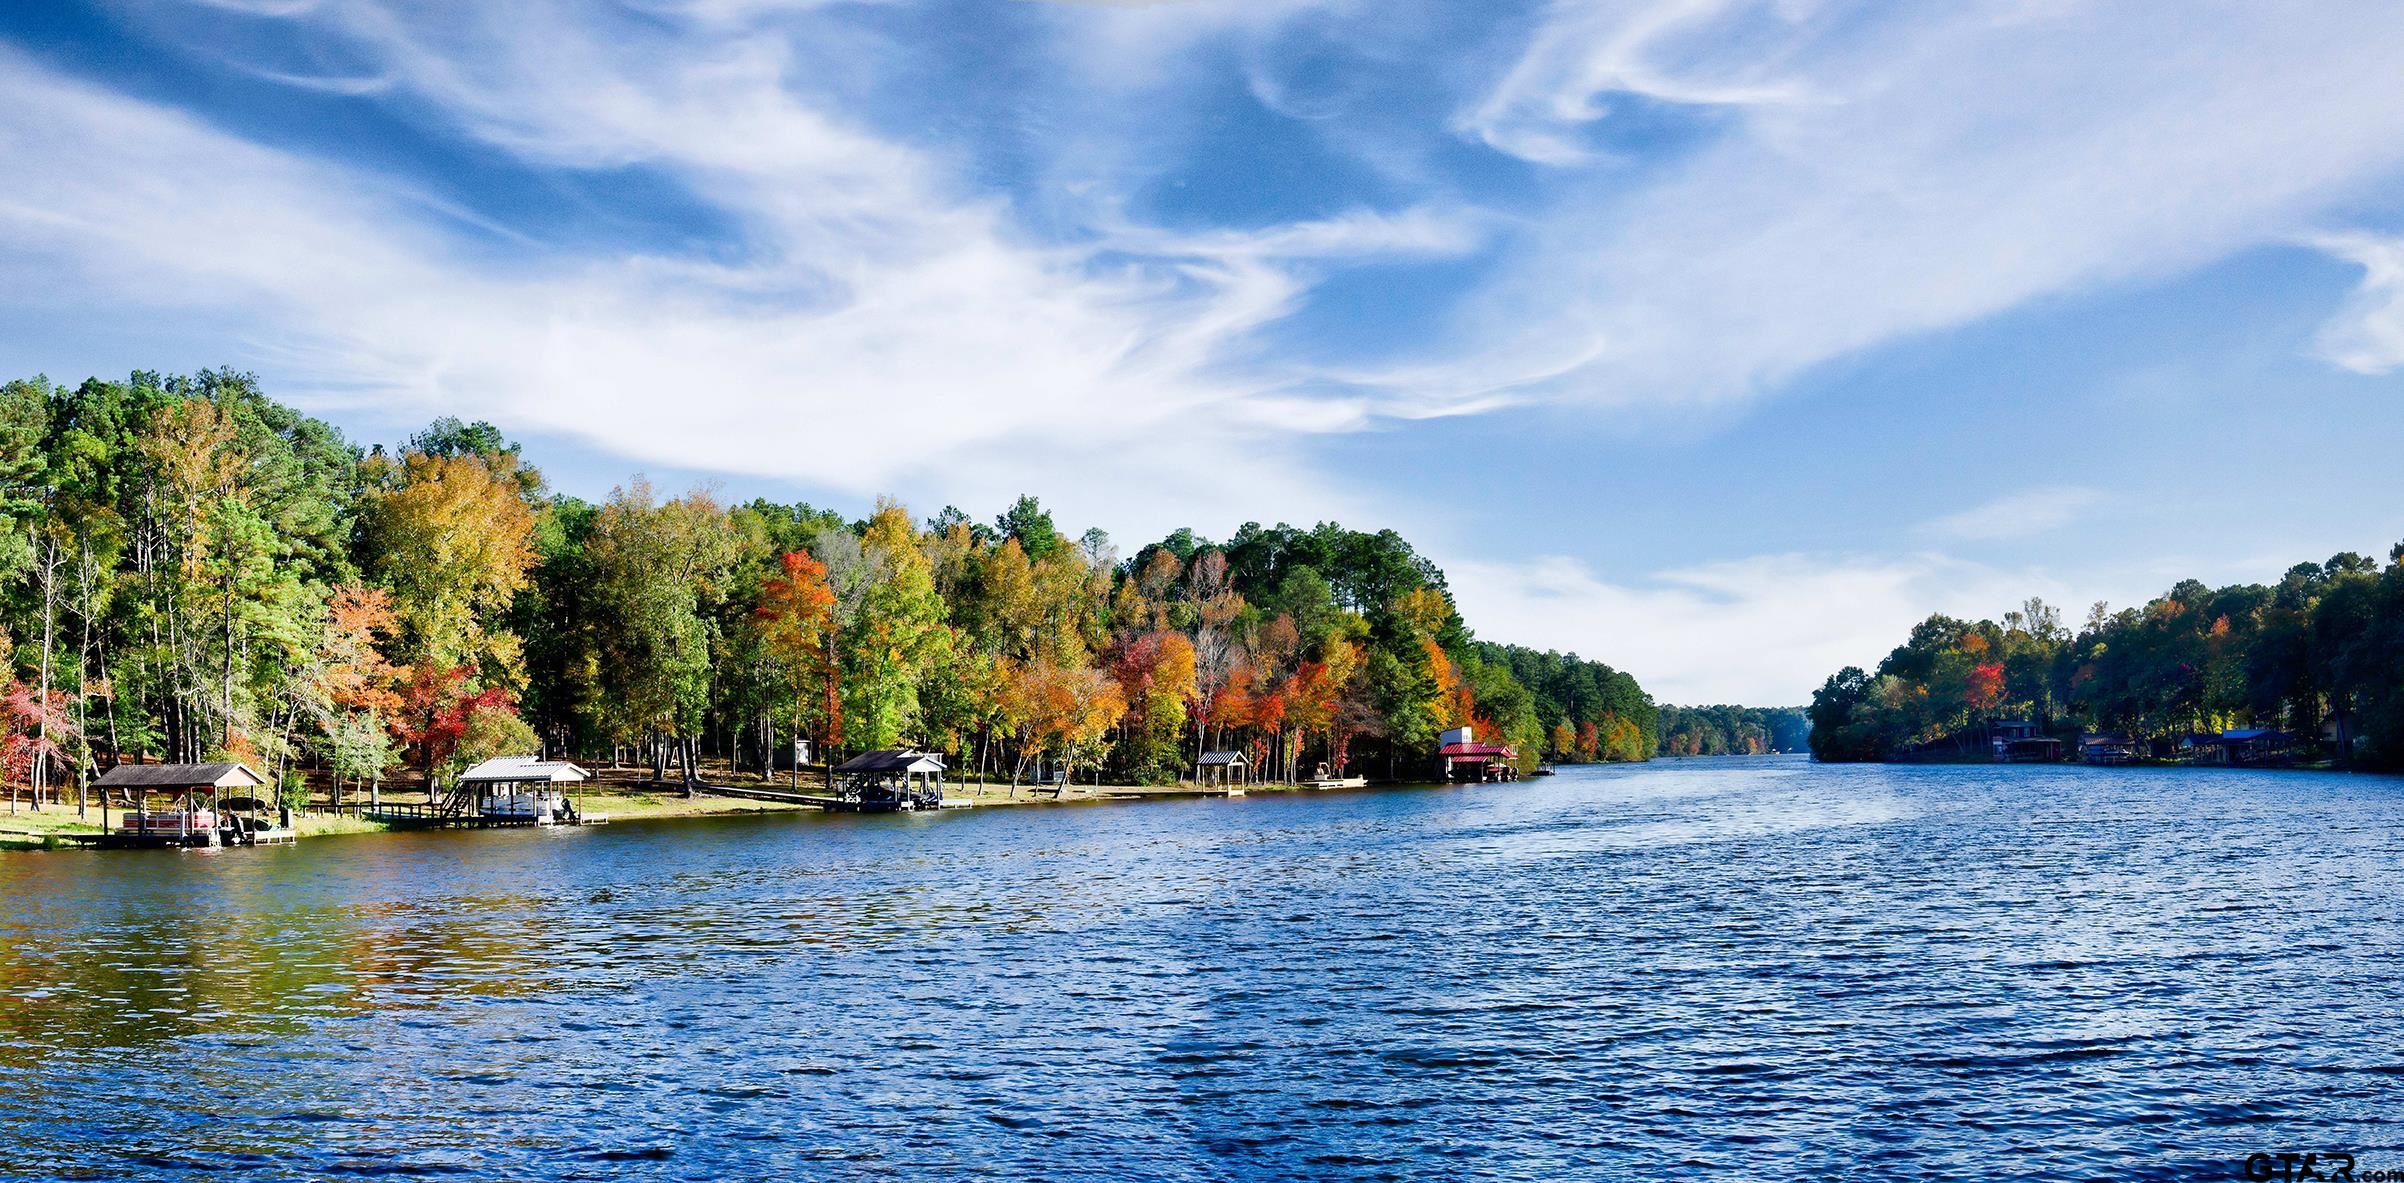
xmin=1197 ymin=750 xmax=1248 ymax=786
xmin=92 ymin=762 xmax=268 ymax=846
xmin=457 ymin=756 xmax=594 ymax=825
xmin=834 ymin=750 xmax=946 ymax=811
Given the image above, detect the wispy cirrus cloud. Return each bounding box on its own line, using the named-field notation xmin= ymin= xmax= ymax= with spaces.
xmin=0 ymin=3 xmax=1467 ymax=536
xmin=1424 ymin=1 xmax=2404 ymax=411
xmin=1921 ymin=487 xmax=2107 ymax=544
xmin=1458 ymin=0 xmax=1808 ymax=165
xmin=2310 ymin=232 xmax=2404 ymax=375
xmin=6 ymin=0 xmax=2404 ymax=704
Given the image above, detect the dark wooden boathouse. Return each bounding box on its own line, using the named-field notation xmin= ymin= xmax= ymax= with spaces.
xmin=91 ymin=762 xmax=291 ymax=847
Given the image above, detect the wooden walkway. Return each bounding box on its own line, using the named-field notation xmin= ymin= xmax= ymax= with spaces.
xmin=697 ymin=782 xmax=849 ymax=809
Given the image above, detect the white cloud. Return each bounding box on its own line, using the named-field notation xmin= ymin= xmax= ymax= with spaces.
xmin=1434 ymin=2 xmax=2404 ymax=409
xmin=1446 ymin=550 xmax=2064 ymax=705
xmin=1106 ymin=206 xmax=1490 ymax=264
xmin=2310 ymin=232 xmax=2404 ymax=375
xmin=0 ymin=7 xmax=1457 ymax=539
xmin=1459 ymin=0 xmax=1809 ymax=165
xmin=1921 ymin=486 xmax=2105 ymax=543
xmin=8 ymin=0 xmax=2404 ymax=687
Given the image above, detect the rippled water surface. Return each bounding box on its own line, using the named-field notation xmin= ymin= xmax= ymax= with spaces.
xmin=2 ymin=759 xmax=2401 ymax=1180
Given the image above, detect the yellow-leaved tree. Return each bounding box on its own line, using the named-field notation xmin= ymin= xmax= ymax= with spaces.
xmin=362 ymin=450 xmax=538 ymax=684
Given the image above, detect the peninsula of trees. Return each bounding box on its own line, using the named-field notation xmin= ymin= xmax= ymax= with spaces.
xmin=1807 ymin=554 xmax=2404 ymax=767
xmin=0 ymin=371 xmax=1660 ymax=810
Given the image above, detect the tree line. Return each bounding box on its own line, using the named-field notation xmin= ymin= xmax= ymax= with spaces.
xmin=1656 ymin=705 xmax=1809 ymax=756
xmin=0 ymin=371 xmax=1659 ymax=810
xmin=1807 ymin=551 xmax=2404 ymax=765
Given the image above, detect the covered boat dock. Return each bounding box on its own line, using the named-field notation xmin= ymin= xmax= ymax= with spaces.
xmin=833 ymin=750 xmax=947 ymax=812
xmin=1438 ymin=726 xmax=1521 ymax=783
xmin=369 ymin=756 xmax=606 ymax=828
xmin=90 ymin=762 xmax=292 ymax=848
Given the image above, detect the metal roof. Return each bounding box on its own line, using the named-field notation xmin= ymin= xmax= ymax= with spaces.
xmin=834 ymin=749 xmax=946 ymax=774
xmin=92 ymin=762 xmax=266 ymax=789
xmin=1439 ymin=742 xmax=1515 ymax=757
xmin=1198 ymin=750 xmax=1247 ymax=765
xmin=458 ymin=756 xmax=592 ymax=784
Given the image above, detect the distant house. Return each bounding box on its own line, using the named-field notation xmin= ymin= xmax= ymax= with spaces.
xmin=1989 ymin=720 xmax=2062 ymax=763
xmin=2320 ymin=715 xmax=2364 ymax=759
xmin=2180 ymin=729 xmax=2294 ymax=767
xmin=1438 ymin=724 xmax=1519 ymax=782
xmin=2078 ymin=733 xmax=2142 ymax=766
xmin=2218 ymin=729 xmax=2294 ymax=767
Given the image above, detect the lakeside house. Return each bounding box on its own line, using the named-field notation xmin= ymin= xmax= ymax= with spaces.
xmin=1988 ymin=720 xmax=2062 ymax=763
xmin=2079 ymin=733 xmax=2142 ymax=766
xmin=1438 ymin=725 xmax=1520 ymax=782
xmin=833 ymin=750 xmax=947 ymax=811
xmin=91 ymin=762 xmax=286 ymax=847
xmin=2183 ymin=729 xmax=2296 ymax=767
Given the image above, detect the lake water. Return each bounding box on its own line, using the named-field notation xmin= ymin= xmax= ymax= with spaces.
xmin=1 ymin=758 xmax=2399 ymax=1180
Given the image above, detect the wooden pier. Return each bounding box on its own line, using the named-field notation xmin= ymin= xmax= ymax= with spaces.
xmin=362 ymin=801 xmax=610 ymax=829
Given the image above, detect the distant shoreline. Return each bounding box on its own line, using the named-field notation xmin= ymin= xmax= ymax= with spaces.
xmin=0 ymin=766 xmax=1616 ymax=852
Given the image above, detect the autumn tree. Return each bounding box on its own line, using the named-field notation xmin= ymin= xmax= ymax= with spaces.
xmin=842 ymin=502 xmax=952 ymax=752
xmin=361 ymin=449 xmax=539 ymax=683
xmin=1186 ymin=550 xmax=1247 ymax=767
xmin=756 ymin=550 xmax=836 ymax=788
xmin=308 ymin=586 xmax=404 ymax=809
xmin=394 ymin=664 xmax=535 ymax=795
xmin=1107 ymin=630 xmax=1196 ymax=783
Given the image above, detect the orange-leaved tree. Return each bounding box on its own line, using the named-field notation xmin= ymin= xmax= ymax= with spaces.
xmin=756 ymin=551 xmax=838 ymax=788
xmin=316 ymin=585 xmax=406 ymax=808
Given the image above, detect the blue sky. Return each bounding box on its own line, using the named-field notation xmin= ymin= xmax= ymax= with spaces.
xmin=3 ymin=1 xmax=2402 ymax=704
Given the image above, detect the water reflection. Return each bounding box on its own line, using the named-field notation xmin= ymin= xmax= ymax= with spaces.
xmin=1 ymin=760 xmax=2400 ymax=1179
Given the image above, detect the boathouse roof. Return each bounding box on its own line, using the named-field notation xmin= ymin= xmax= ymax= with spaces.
xmin=1198 ymin=750 xmax=1247 ymax=766
xmin=458 ymin=756 xmax=592 ymax=784
xmin=93 ymin=762 xmax=266 ymax=790
xmin=835 ymin=749 xmax=946 ymax=774
xmin=1438 ymin=742 xmax=1515 ymax=758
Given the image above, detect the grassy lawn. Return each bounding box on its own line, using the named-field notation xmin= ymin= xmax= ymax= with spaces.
xmin=0 ymin=807 xmax=108 ymax=838
xmin=296 ymin=813 xmax=390 ymax=838
xmin=572 ymin=790 xmax=816 ymax=821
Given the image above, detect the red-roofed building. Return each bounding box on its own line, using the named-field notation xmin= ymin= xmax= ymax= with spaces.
xmin=1438 ymin=725 xmax=1520 ymax=783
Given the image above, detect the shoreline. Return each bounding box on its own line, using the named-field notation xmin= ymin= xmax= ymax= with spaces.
xmin=1840 ymin=754 xmax=2371 ymax=773
xmin=0 ymin=768 xmax=1547 ymax=852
